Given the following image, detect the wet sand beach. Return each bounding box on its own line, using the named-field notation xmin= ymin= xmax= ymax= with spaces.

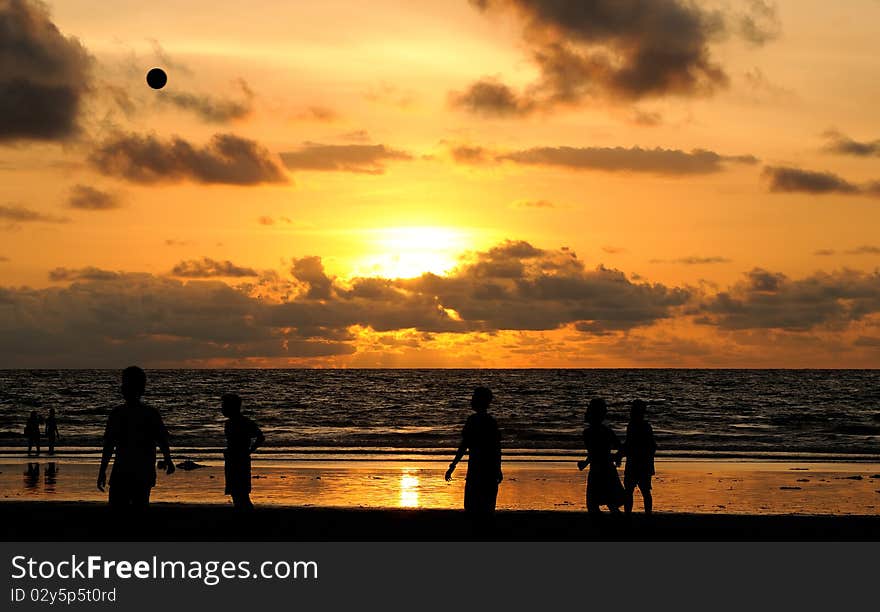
xmin=2 ymin=458 xmax=879 ymax=516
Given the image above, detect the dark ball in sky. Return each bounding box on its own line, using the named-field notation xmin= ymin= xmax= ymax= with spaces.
xmin=146 ymin=68 xmax=167 ymax=90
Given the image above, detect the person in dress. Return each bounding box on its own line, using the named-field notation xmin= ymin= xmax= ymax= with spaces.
xmin=445 ymin=387 xmax=503 ymax=524
xmin=577 ymin=398 xmax=624 ymax=515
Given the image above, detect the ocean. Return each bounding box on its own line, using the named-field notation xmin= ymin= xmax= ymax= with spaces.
xmin=1 ymin=369 xmax=879 ymax=459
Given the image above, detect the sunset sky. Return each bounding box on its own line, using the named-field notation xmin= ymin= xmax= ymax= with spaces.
xmin=2 ymin=0 xmax=880 ymax=367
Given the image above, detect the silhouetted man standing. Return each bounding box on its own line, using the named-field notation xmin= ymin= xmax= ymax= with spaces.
xmin=97 ymin=366 xmax=174 ymax=511
xmin=446 ymin=387 xmax=503 ymax=523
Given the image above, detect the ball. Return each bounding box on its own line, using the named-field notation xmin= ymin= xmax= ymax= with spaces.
xmin=146 ymin=68 xmax=168 ymax=90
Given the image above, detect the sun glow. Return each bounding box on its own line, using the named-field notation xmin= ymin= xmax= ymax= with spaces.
xmin=351 ymin=226 xmax=472 ymax=279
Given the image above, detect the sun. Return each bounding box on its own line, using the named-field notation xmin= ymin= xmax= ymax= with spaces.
xmin=351 ymin=226 xmax=472 ymax=279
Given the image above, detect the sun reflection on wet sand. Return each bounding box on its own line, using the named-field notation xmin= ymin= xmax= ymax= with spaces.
xmin=399 ymin=471 xmax=420 ymax=508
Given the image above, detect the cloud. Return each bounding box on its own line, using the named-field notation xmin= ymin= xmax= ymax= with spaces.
xmin=822 ymin=130 xmax=880 ymax=157
xmin=258 ymin=216 xmax=275 ymax=226
xmin=339 ymin=130 xmax=371 ymax=143
xmin=89 ymin=132 xmax=288 ymax=185
xmin=67 ymin=185 xmax=122 ymax=211
xmin=157 ymin=80 xmax=253 ymax=123
xmin=453 ymin=0 xmax=779 ymax=115
xmin=497 ymin=146 xmax=757 ymax=175
xmin=813 ymin=249 xmax=835 ymax=256
xmin=846 ymin=245 xmax=880 ymax=255
xmin=294 ymin=106 xmax=339 ymax=122
xmin=601 ymin=246 xmax=626 ymax=254
xmin=0 ymin=0 xmax=92 ymax=142
xmin=171 ymin=257 xmax=260 ymax=278
xmin=164 ymin=239 xmax=192 ymax=247
xmin=448 ymin=144 xmax=496 ymax=165
xmin=0 ymin=204 xmax=69 ymax=226
xmin=48 ymin=267 xmax=120 ymax=282
xmin=291 ymin=256 xmax=334 ymax=300
xmin=280 ymin=143 xmax=413 ymax=174
xmin=696 ymin=268 xmax=880 ymax=331
xmin=651 ymin=256 xmax=732 ymax=265
xmin=762 ymin=166 xmax=865 ymax=195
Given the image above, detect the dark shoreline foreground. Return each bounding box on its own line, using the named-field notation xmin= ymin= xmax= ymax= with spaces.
xmin=1 ymin=502 xmax=879 ymax=541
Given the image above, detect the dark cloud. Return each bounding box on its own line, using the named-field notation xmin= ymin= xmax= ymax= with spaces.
xmin=498 ymin=146 xmax=757 ymax=175
xmin=49 ymin=267 xmax=120 ymax=282
xmin=454 ymin=0 xmax=779 ymax=115
xmin=67 ymin=185 xmax=122 ymax=211
xmin=0 ymin=204 xmax=69 ymax=226
xmin=449 ymin=144 xmax=496 ymax=165
xmin=822 ymin=130 xmax=880 ymax=157
xmin=158 ymin=79 xmax=253 ymax=123
xmin=763 ymin=166 xmax=862 ymax=195
xmin=291 ymin=256 xmax=334 ymax=300
xmin=0 ymin=0 xmax=92 ymax=142
xmin=0 ymin=275 xmax=355 ymax=367
xmin=696 ymin=268 xmax=880 ymax=331
xmin=652 ymin=256 xmax=732 ymax=265
xmin=171 ymin=257 xmax=259 ymax=278
xmin=89 ymin=132 xmax=288 ymax=185
xmin=258 ymin=216 xmax=275 ymax=226
xmin=813 ymin=249 xmax=835 ymax=256
xmin=280 ymin=143 xmax=413 ymax=174
xmin=448 ymin=77 xmax=534 ymax=117
xmin=846 ymin=245 xmax=880 ymax=255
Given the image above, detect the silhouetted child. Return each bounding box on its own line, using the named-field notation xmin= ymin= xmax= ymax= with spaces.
xmin=45 ymin=408 xmax=60 ymax=455
xmin=222 ymin=393 xmax=265 ymax=511
xmin=97 ymin=366 xmax=175 ymax=511
xmin=577 ymin=398 xmax=624 ymax=515
xmin=25 ymin=411 xmax=41 ymax=456
xmin=616 ymin=399 xmax=657 ymax=516
xmin=446 ymin=387 xmax=502 ymax=523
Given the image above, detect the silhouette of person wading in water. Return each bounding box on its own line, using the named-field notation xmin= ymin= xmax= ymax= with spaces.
xmin=577 ymin=398 xmax=624 ymax=516
xmin=446 ymin=387 xmax=503 ymax=524
xmin=221 ymin=393 xmax=265 ymax=511
xmin=97 ymin=366 xmax=175 ymax=511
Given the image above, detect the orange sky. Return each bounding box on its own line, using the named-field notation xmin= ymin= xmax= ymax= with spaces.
xmin=2 ymin=0 xmax=880 ymax=367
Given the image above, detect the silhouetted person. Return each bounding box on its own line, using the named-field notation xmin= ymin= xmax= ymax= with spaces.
xmin=221 ymin=393 xmax=265 ymax=511
xmin=24 ymin=463 xmax=40 ymax=490
xmin=24 ymin=411 xmax=41 ymax=456
xmin=577 ymin=398 xmax=624 ymax=515
xmin=45 ymin=408 xmax=60 ymax=455
xmin=616 ymin=399 xmax=657 ymax=516
xmin=97 ymin=366 xmax=175 ymax=512
xmin=445 ymin=387 xmax=502 ymax=524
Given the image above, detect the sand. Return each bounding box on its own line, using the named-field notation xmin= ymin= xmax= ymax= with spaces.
xmin=1 ymin=501 xmax=878 ymax=541
xmin=2 ymin=458 xmax=879 ymax=515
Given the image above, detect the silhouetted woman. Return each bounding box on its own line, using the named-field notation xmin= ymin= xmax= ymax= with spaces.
xmin=25 ymin=411 xmax=41 ymax=456
xmin=445 ymin=387 xmax=502 ymax=522
xmin=577 ymin=398 xmax=624 ymax=515
xmin=222 ymin=393 xmax=265 ymax=511
xmin=45 ymin=408 xmax=60 ymax=455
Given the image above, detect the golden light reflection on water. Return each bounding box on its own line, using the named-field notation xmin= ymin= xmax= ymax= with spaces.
xmin=399 ymin=471 xmax=420 ymax=508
